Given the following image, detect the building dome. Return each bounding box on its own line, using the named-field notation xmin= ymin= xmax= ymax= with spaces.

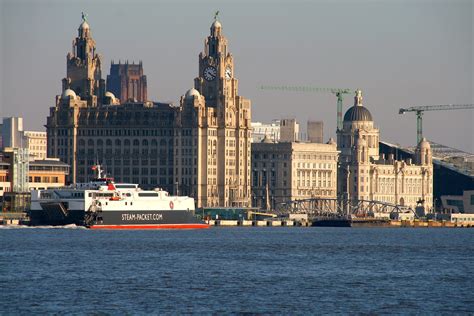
xmin=105 ymin=91 xmax=116 ymax=99
xmin=185 ymin=88 xmax=201 ymax=99
xmin=62 ymin=89 xmax=77 ymax=100
xmin=104 ymin=91 xmax=118 ymax=104
xmin=343 ymin=90 xmax=373 ymax=122
xmin=261 ymin=135 xmax=273 ymax=143
xmin=343 ymin=106 xmax=373 ymax=122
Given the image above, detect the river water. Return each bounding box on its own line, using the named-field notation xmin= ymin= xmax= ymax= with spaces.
xmin=0 ymin=226 xmax=473 ymax=314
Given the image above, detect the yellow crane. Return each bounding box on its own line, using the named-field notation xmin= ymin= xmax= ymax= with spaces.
xmin=399 ymin=104 xmax=474 ymax=144
xmin=259 ymin=85 xmax=353 ymax=131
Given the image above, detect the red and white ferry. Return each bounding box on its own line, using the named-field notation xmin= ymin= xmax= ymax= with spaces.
xmin=29 ymin=165 xmax=209 ymax=229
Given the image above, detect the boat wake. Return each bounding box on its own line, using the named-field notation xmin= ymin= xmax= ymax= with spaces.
xmin=0 ymin=224 xmax=87 ymax=230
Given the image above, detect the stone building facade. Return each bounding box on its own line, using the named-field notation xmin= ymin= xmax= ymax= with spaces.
xmin=0 ymin=149 xmax=69 ymax=197
xmin=64 ymin=17 xmax=105 ymax=107
xmin=251 ymin=138 xmax=339 ymax=209
xmin=47 ymin=16 xmax=175 ymax=190
xmin=107 ymin=61 xmax=148 ymax=103
xmin=176 ymin=18 xmax=252 ymax=208
xmin=337 ymin=90 xmax=433 ymax=212
xmin=47 ymin=92 xmax=176 ymax=189
xmin=47 ymin=15 xmax=252 ymax=208
xmin=23 ymin=131 xmax=47 ymax=160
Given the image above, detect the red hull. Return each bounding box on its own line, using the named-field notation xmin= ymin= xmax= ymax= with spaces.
xmin=89 ymin=223 xmax=210 ymax=230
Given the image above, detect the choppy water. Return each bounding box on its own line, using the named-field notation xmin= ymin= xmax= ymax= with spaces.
xmin=1 ymin=226 xmax=473 ymax=314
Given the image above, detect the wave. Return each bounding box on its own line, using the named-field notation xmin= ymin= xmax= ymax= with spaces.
xmin=0 ymin=224 xmax=87 ymax=230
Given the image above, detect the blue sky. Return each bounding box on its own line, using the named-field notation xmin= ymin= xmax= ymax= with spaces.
xmin=1 ymin=0 xmax=472 ymax=151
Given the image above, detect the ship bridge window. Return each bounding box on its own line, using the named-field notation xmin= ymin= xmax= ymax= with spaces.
xmin=93 ymin=193 xmax=114 ymax=198
xmin=138 ymin=192 xmax=159 ymax=197
xmin=115 ymin=184 xmax=137 ymax=189
xmin=41 ymin=193 xmax=52 ymax=199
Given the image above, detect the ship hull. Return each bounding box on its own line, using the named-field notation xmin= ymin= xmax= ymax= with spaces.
xmin=90 ymin=223 xmax=209 ymax=229
xmin=29 ymin=207 xmax=208 ymax=229
xmin=311 ymin=218 xmax=352 ymax=227
xmin=29 ymin=206 xmax=85 ymax=226
xmin=90 ymin=209 xmax=208 ymax=229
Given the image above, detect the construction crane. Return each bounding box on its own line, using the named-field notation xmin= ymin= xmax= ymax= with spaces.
xmin=399 ymin=104 xmax=474 ymax=144
xmin=259 ymin=85 xmax=353 ymax=131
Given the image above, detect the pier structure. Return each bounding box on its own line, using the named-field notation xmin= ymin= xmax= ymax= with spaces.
xmin=274 ymin=197 xmax=417 ymax=220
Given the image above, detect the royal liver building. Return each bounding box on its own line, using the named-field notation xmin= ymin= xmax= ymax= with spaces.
xmin=47 ymin=16 xmax=176 ymax=191
xmin=46 ymin=15 xmax=251 ymax=208
xmin=176 ymin=17 xmax=252 ymax=208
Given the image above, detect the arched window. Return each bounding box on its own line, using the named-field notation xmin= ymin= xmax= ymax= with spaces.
xmin=160 ymin=139 xmax=166 ymax=146
xmin=106 ymin=139 xmax=112 ymax=147
xmin=152 ymin=139 xmax=158 ymax=147
xmin=115 ymin=139 xmax=121 ymax=146
xmin=124 ymin=139 xmax=130 ymax=146
xmin=142 ymin=139 xmax=148 ymax=147
xmin=133 ymin=139 xmax=139 ymax=146
xmin=79 ymin=139 xmax=85 ymax=147
xmin=97 ymin=139 xmax=103 ymax=147
xmin=88 ymin=139 xmax=94 ymax=146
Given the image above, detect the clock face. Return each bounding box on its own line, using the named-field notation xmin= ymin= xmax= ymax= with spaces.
xmin=203 ymin=66 xmax=217 ymax=81
xmin=225 ymin=66 xmax=232 ymax=80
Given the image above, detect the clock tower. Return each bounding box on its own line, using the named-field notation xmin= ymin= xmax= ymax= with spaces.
xmin=178 ymin=15 xmax=252 ymax=208
xmin=194 ymin=17 xmax=236 ymax=108
xmin=63 ymin=13 xmax=105 ymax=107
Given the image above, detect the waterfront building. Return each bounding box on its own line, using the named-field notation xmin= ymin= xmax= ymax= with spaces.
xmin=379 ymin=141 xmax=474 ymax=209
xmin=176 ymin=17 xmax=252 ymax=208
xmin=251 ymin=120 xmax=280 ymax=143
xmin=107 ymin=61 xmax=148 ymax=103
xmin=47 ymin=15 xmax=251 ymax=207
xmin=337 ymin=90 xmax=433 ymax=213
xmin=441 ymin=190 xmax=474 ymax=214
xmin=251 ymin=138 xmax=338 ymax=209
xmin=47 ymin=16 xmax=176 ymax=190
xmin=47 ymin=94 xmax=176 ymax=187
xmin=0 ymin=148 xmax=68 ymax=197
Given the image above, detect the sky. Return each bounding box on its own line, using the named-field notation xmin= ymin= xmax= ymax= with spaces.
xmin=0 ymin=0 xmax=472 ymax=152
